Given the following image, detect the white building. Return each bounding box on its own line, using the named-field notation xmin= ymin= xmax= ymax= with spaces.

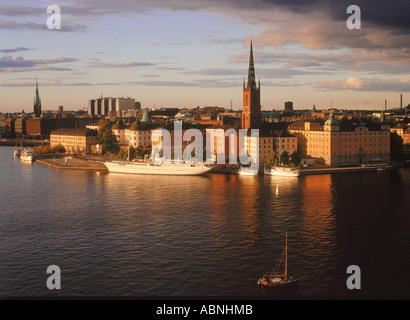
xmin=112 ymin=121 xmax=157 ymax=148
xmin=89 ymin=97 xmax=141 ymax=116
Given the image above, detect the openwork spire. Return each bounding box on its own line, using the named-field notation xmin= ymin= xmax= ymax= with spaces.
xmin=247 ymin=40 xmax=256 ymax=90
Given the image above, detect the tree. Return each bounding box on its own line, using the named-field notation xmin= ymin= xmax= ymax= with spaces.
xmin=290 ymin=151 xmax=302 ymax=167
xmin=267 ymin=150 xmax=277 ymax=166
xmin=128 ymin=146 xmax=136 ymax=160
xmin=118 ymin=149 xmax=128 ymax=160
xmin=53 ymin=145 xmax=66 ymax=154
xmin=98 ymin=124 xmax=120 ymax=155
xmin=280 ymin=151 xmax=290 ymax=165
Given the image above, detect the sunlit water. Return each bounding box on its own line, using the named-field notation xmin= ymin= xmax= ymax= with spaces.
xmin=1 ymin=146 xmax=410 ymax=298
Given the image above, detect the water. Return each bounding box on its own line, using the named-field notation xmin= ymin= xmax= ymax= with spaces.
xmin=1 ymin=146 xmax=410 ymax=298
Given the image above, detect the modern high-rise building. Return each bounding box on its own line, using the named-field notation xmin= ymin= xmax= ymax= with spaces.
xmin=241 ymin=40 xmax=262 ymax=131
xmin=285 ymin=101 xmax=294 ymax=112
xmin=88 ymin=97 xmax=141 ymax=116
xmin=33 ymin=79 xmax=41 ymax=117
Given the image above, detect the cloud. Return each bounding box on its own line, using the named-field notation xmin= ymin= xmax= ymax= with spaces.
xmin=125 ymin=79 xmax=237 ymax=88
xmin=0 ymin=56 xmax=80 ymax=73
xmin=0 ymin=47 xmax=34 ymax=54
xmin=185 ymin=67 xmax=324 ymax=79
xmin=0 ymin=5 xmax=128 ymax=18
xmin=230 ymin=47 xmax=410 ymax=76
xmin=316 ymin=77 xmax=410 ymax=92
xmin=88 ymin=61 xmax=155 ymax=68
xmin=2 ymin=1 xmax=409 ymax=53
xmin=1 ymin=80 xmax=121 ymax=87
xmin=0 ymin=20 xmax=88 ymax=32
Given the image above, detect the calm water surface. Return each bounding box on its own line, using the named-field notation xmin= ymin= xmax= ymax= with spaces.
xmin=1 ymin=146 xmax=410 ymax=298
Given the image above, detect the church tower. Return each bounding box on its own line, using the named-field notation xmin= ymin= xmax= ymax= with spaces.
xmin=33 ymin=78 xmax=42 ymax=117
xmin=241 ymin=40 xmax=262 ymax=131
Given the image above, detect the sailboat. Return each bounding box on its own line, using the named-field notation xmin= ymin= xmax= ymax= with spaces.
xmin=258 ymin=233 xmax=301 ymax=288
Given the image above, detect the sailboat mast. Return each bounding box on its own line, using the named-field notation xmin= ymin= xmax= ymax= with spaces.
xmin=285 ymin=232 xmax=288 ymax=279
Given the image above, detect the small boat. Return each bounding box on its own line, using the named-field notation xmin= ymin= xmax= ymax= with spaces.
xmin=20 ymin=149 xmax=34 ymax=162
xmin=267 ymin=166 xmax=300 ymax=177
xmin=377 ymin=167 xmax=386 ymax=173
xmin=238 ymin=167 xmax=259 ymax=176
xmin=13 ymin=147 xmax=21 ymax=157
xmin=258 ymin=233 xmax=302 ymax=288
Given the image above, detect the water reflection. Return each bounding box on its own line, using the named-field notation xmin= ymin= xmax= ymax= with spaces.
xmin=300 ymin=175 xmax=335 ymax=243
xmin=3 ymin=145 xmax=410 ymax=297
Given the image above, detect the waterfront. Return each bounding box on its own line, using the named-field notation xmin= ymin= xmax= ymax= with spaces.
xmin=1 ymin=146 xmax=410 ymax=298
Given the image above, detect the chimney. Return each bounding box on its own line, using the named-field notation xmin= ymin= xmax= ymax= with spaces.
xmin=401 ymin=94 xmax=403 ymax=109
xmin=385 ymin=99 xmax=387 ymax=111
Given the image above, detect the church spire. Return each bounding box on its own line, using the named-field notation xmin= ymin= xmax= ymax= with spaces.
xmin=247 ymin=39 xmax=256 ymax=90
xmin=242 ymin=39 xmax=262 ymax=131
xmin=33 ymin=77 xmax=41 ymax=117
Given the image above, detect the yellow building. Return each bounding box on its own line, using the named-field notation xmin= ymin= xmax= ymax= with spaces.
xmin=288 ymin=111 xmax=391 ymax=167
xmin=246 ymin=132 xmax=297 ymax=164
xmin=50 ymin=128 xmax=99 ymax=153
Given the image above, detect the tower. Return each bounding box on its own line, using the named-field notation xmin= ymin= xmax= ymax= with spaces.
xmin=33 ymin=78 xmax=41 ymax=117
xmin=241 ymin=40 xmax=262 ymax=131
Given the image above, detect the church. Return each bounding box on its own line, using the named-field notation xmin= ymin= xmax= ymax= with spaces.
xmin=242 ymin=41 xmax=298 ymax=164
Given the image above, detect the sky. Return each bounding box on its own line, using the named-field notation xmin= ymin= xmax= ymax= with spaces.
xmin=0 ymin=0 xmax=409 ymax=112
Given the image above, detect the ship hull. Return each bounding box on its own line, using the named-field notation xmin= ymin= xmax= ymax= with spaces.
xmin=266 ymin=168 xmax=300 ymax=177
xmin=104 ymin=161 xmax=212 ymax=176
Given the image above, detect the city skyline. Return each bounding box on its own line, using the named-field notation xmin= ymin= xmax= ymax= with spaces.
xmin=1 ymin=0 xmax=410 ymax=112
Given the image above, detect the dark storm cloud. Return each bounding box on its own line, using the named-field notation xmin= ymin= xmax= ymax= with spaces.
xmin=230 ymin=0 xmax=410 ymax=31
xmin=2 ymin=1 xmax=409 ymax=36
xmin=78 ymin=0 xmax=410 ymax=30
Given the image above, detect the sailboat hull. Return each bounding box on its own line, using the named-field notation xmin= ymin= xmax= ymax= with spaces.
xmin=258 ymin=277 xmax=299 ymax=288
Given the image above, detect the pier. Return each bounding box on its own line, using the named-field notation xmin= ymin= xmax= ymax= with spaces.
xmin=36 ymin=157 xmax=108 ymax=172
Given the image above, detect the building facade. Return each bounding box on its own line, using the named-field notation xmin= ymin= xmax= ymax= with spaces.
xmin=0 ymin=114 xmax=5 ymax=138
xmin=285 ymin=101 xmax=294 ymax=112
xmin=89 ymin=97 xmax=140 ymax=117
xmin=113 ymin=120 xmax=161 ymax=149
xmin=245 ymin=133 xmax=297 ymax=164
xmin=14 ymin=117 xmax=27 ymax=138
xmin=272 ymin=132 xmax=298 ymax=158
xmin=289 ymin=111 xmax=391 ymax=167
xmin=50 ymin=128 xmax=99 ymax=153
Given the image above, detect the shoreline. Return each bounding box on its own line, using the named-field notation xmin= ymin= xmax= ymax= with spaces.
xmin=0 ymin=139 xmax=48 ymax=147
xmin=34 ymin=157 xmax=408 ymax=176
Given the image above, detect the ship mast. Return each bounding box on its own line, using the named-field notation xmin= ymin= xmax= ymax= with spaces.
xmin=285 ymin=232 xmax=288 ymax=279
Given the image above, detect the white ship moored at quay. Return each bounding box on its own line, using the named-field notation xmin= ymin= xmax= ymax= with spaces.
xmin=238 ymin=167 xmax=259 ymax=176
xmin=266 ymin=166 xmax=300 ymax=177
xmin=104 ymin=160 xmax=213 ymax=176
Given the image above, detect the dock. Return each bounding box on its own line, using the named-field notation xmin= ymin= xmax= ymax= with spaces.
xmin=36 ymin=158 xmax=108 ymax=172
xmin=300 ymin=165 xmax=400 ymax=175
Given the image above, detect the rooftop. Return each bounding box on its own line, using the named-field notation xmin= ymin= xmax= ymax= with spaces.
xmin=50 ymin=128 xmax=98 ymax=136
